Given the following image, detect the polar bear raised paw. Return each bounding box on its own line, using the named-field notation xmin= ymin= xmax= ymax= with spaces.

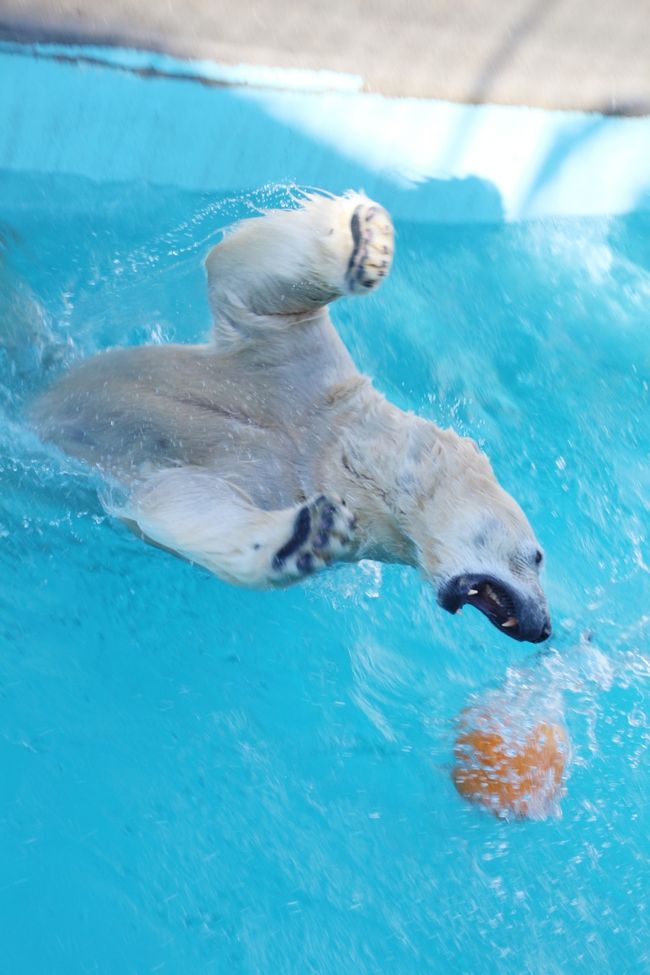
xmin=345 ymin=202 xmax=394 ymax=295
xmin=271 ymin=495 xmax=357 ymax=581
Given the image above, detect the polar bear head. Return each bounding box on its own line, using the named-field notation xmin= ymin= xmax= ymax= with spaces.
xmin=398 ymin=425 xmax=551 ymax=643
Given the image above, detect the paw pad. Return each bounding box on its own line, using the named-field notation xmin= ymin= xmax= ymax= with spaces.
xmin=345 ymin=203 xmax=394 ymax=294
xmin=271 ymin=495 xmax=356 ymax=580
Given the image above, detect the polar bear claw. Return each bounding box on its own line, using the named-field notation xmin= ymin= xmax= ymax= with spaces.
xmin=271 ymin=495 xmax=356 ymax=580
xmin=345 ymin=203 xmax=394 ymax=294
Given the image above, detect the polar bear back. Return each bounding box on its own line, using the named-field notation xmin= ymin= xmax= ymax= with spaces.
xmin=31 ymin=316 xmax=361 ymax=503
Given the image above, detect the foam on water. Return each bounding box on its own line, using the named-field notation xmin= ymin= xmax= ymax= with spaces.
xmin=0 ymin=172 xmax=648 ymax=974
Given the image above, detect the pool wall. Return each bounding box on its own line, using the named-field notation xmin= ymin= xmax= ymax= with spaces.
xmin=2 ymin=42 xmax=650 ymax=224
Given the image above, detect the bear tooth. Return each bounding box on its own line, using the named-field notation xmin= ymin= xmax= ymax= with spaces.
xmin=467 ymin=588 xmax=479 ymax=596
xmin=501 ymin=617 xmax=518 ymax=628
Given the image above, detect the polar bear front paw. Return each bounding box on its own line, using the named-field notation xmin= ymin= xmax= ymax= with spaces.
xmin=344 ymin=202 xmax=394 ymax=295
xmin=271 ymin=495 xmax=356 ymax=580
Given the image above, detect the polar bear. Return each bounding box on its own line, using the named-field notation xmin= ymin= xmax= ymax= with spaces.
xmin=32 ymin=191 xmax=551 ymax=643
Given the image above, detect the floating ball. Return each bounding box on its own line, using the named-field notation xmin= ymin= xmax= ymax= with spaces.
xmin=453 ymin=704 xmax=568 ymax=819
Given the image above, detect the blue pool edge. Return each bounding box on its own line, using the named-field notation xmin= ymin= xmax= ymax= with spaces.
xmin=2 ymin=40 xmax=650 ymax=225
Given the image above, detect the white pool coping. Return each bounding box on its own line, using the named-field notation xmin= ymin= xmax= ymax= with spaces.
xmin=1 ymin=42 xmax=649 ymax=224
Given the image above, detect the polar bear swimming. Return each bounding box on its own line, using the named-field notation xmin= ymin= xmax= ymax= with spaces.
xmin=32 ymin=191 xmax=551 ymax=643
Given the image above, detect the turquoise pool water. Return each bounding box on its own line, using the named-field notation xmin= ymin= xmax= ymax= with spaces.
xmin=1 ymin=171 xmax=649 ymax=973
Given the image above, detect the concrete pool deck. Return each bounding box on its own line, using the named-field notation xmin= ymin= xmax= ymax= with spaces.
xmin=1 ymin=0 xmax=649 ymax=113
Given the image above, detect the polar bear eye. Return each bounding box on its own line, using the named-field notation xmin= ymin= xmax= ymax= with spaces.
xmin=534 ymin=549 xmax=543 ymax=565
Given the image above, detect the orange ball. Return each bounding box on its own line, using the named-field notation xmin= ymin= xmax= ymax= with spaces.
xmin=453 ymin=708 xmax=568 ymax=819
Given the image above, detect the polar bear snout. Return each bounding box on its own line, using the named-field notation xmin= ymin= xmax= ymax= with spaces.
xmin=438 ymin=573 xmax=551 ymax=644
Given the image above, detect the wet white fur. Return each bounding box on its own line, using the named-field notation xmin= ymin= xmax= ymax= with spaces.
xmin=33 ymin=191 xmax=547 ymax=612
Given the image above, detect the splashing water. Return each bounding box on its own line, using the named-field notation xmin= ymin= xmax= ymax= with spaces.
xmin=0 ymin=172 xmax=648 ymax=974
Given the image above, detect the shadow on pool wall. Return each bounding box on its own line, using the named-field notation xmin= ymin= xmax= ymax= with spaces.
xmin=3 ymin=43 xmax=650 ymax=222
xmin=0 ymin=52 xmax=507 ymax=224
xmin=0 ymin=44 xmax=649 ymax=975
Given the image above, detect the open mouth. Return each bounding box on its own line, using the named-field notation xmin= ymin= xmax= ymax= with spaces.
xmin=438 ymin=573 xmax=551 ymax=643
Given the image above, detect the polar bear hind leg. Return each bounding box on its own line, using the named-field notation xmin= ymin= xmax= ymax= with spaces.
xmin=205 ymin=192 xmax=394 ymax=350
xmin=112 ymin=467 xmax=357 ymax=588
